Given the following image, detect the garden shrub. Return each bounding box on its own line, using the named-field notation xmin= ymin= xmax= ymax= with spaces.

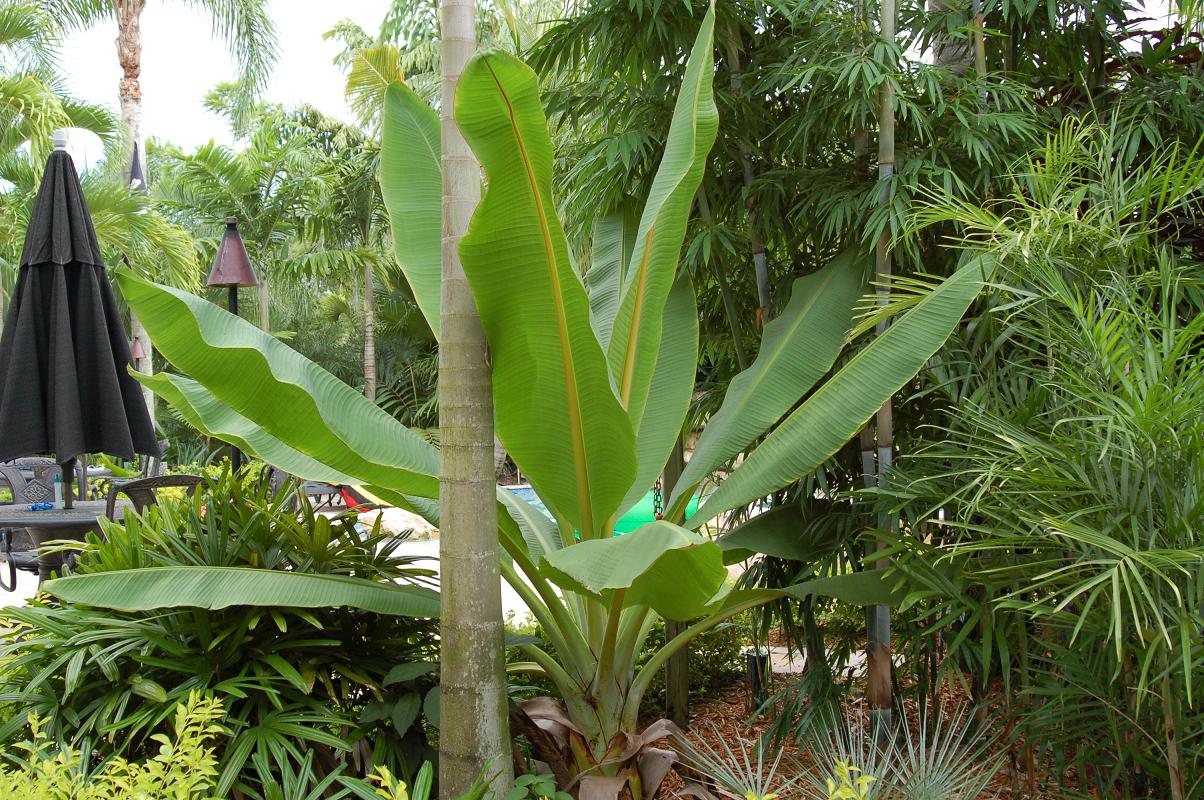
xmin=0 ymin=691 xmax=225 ymax=799
xmin=0 ymin=474 xmax=439 ymax=799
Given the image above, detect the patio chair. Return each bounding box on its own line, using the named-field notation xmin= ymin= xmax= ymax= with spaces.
xmin=0 ymin=464 xmax=56 ymax=590
xmin=92 ymin=439 xmax=170 ymax=500
xmin=3 ymin=457 xmax=90 ymax=499
xmin=105 ymin=473 xmax=206 ymax=520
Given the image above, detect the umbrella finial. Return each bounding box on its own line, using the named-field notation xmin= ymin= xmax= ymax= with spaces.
xmin=52 ymin=129 xmax=68 ymax=151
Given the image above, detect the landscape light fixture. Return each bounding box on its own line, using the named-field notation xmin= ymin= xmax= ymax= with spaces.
xmin=204 ymin=217 xmax=259 ymax=471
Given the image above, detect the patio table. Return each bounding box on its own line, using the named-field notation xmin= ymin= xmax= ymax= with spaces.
xmin=0 ymin=500 xmax=128 ymax=583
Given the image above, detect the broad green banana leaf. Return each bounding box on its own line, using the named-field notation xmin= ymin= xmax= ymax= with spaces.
xmin=137 ymin=372 xmax=360 ymax=486
xmin=143 ymin=367 xmax=553 ymax=558
xmin=586 ymin=204 xmax=639 ymax=352
xmin=704 ymin=570 xmax=905 ymax=614
xmin=669 ymin=250 xmax=866 ymax=515
xmin=540 ymin=521 xmax=725 ymax=620
xmin=117 ymin=271 xmax=439 ymax=500
xmin=45 ymin=567 xmax=440 ymax=617
xmin=717 ymin=504 xmax=818 ymax=564
xmin=689 ymin=256 xmax=992 ymax=526
xmin=498 ymin=487 xmax=561 ymax=564
xmin=380 ymin=82 xmax=442 ymax=337
xmin=617 ymin=272 xmax=698 ymax=519
xmin=607 ymin=8 xmax=717 ymax=437
xmin=455 ymin=50 xmax=636 ymax=538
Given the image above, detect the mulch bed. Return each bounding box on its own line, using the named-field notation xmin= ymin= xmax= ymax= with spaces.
xmin=655 ymin=678 xmax=1070 ymax=799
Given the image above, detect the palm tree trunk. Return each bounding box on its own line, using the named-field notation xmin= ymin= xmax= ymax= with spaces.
xmin=438 ymin=0 xmax=513 ymax=795
xmin=258 ymin=281 xmax=270 ymax=331
xmin=115 ymin=0 xmax=145 ymax=167
xmin=115 ymin=0 xmax=155 ymax=421
xmin=867 ymin=0 xmax=897 ymax=741
xmin=129 ymin=314 xmax=155 ymax=415
xmin=1164 ymin=663 xmax=1186 ymax=800
xmin=363 ymin=261 xmax=376 ymax=401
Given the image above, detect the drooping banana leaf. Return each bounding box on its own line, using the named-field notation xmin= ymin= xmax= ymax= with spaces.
xmin=46 ymin=567 xmax=440 ymax=617
xmin=668 ymin=250 xmax=867 ymax=517
xmin=149 ymin=376 xmax=556 ymax=570
xmin=689 ymin=257 xmax=992 ymax=526
xmin=137 ymin=372 xmax=360 ymax=486
xmin=540 ymin=521 xmax=725 ymax=620
xmin=716 ymin=504 xmax=819 ymax=564
xmin=606 ymin=9 xmax=717 ymax=442
xmin=117 ymin=271 xmax=439 ymax=500
xmin=143 ymin=371 xmax=552 ymax=551
xmin=455 ymin=50 xmax=636 ymax=538
xmin=380 ymin=82 xmax=442 ymax=337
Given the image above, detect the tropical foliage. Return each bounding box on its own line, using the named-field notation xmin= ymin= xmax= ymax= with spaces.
xmin=51 ymin=9 xmax=1001 ymax=798
xmin=4 ymin=0 xmax=1204 ymax=795
xmin=2 ymin=476 xmax=441 ymax=798
xmin=869 ymin=121 xmax=1204 ymax=798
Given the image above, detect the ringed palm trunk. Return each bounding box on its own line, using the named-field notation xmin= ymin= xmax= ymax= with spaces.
xmin=438 ymin=0 xmax=513 ymax=795
xmin=866 ymin=0 xmax=896 ymax=740
xmin=363 ymin=261 xmax=376 ymax=401
xmin=116 ymin=0 xmax=156 ymax=420
xmin=258 ymin=280 xmax=270 ymax=330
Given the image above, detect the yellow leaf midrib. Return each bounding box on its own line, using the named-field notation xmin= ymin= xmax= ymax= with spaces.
xmin=484 ymin=60 xmax=595 ymax=536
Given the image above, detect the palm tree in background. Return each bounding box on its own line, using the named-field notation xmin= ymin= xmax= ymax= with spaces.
xmin=57 ymin=0 xmax=276 ymax=153
xmin=326 ymin=0 xmax=565 ymax=131
xmin=0 ymin=1 xmax=196 ymax=323
xmin=293 ymin=108 xmax=390 ymax=400
xmin=0 ymin=1 xmax=115 ymax=160
xmin=56 ymin=0 xmax=277 ymax=412
xmin=155 ymin=102 xmax=377 ymax=338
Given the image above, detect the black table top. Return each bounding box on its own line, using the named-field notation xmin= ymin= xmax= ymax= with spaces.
xmin=0 ymin=499 xmax=127 ymax=529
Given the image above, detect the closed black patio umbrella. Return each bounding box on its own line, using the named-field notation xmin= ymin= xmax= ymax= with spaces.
xmin=0 ymin=133 xmax=159 ymax=508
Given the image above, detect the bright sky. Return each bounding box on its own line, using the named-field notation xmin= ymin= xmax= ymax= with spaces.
xmin=59 ymin=0 xmax=393 ymax=164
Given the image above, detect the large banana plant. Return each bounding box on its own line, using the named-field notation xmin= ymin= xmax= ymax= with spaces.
xmin=51 ymin=9 xmax=988 ymax=798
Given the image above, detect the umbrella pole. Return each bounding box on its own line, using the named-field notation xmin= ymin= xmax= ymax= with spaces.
xmin=61 ymin=457 xmax=75 ymax=510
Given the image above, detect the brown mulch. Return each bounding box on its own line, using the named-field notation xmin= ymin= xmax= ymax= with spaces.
xmin=654 ymin=678 xmax=1071 ymax=800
